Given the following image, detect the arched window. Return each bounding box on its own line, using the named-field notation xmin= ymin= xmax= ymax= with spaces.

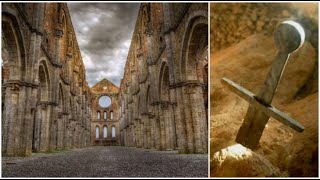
xmin=110 ymin=111 xmax=113 ymax=120
xmin=97 ymin=111 xmax=100 ymax=119
xmin=112 ymin=126 xmax=116 ymax=138
xmin=104 ymin=111 xmax=107 ymax=120
xmin=95 ymin=126 xmax=100 ymax=139
xmin=103 ymin=126 xmax=108 ymax=138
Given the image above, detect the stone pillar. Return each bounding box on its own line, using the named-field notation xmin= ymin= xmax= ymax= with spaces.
xmin=4 ymin=85 xmax=19 ymax=156
xmin=131 ymin=125 xmax=135 ymax=147
xmin=135 ymin=120 xmax=141 ymax=148
xmin=158 ymin=104 xmax=166 ymax=150
xmin=182 ymin=86 xmax=194 ymax=153
xmin=25 ymin=87 xmax=37 ymax=155
xmin=62 ymin=114 xmax=68 ymax=149
xmin=149 ymin=117 xmax=155 ymax=149
xmin=155 ymin=118 xmax=161 ymax=150
xmin=56 ymin=115 xmax=63 ymax=150
xmin=33 ymin=104 xmax=41 ymax=152
xmin=173 ymin=87 xmax=187 ymax=153
xmin=168 ymin=104 xmax=177 ymax=150
xmin=146 ymin=117 xmax=151 ymax=149
xmin=189 ymin=85 xmax=207 ymax=153
xmin=39 ymin=103 xmax=49 ymax=152
xmin=141 ymin=116 xmax=146 ymax=149
xmin=161 ymin=103 xmax=175 ymax=150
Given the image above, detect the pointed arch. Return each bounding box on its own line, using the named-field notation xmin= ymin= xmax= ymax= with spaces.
xmin=103 ymin=126 xmax=108 ymax=139
xmin=180 ymin=13 xmax=208 ymax=81
xmin=104 ymin=111 xmax=107 ymax=120
xmin=1 ymin=14 xmax=27 ymax=82
xmin=97 ymin=111 xmax=101 ymax=120
xmin=95 ymin=126 xmax=100 ymax=139
xmin=38 ymin=59 xmax=50 ymax=102
xmin=58 ymin=83 xmax=64 ymax=112
xmin=159 ymin=61 xmax=170 ymax=101
xmin=110 ymin=111 xmax=114 ymax=120
xmin=112 ymin=126 xmax=116 ymax=138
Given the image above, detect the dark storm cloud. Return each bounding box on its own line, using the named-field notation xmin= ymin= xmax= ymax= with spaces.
xmin=68 ymin=3 xmax=140 ymax=87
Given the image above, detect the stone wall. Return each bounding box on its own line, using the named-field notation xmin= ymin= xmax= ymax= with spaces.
xmin=90 ymin=79 xmax=120 ymax=146
xmin=2 ymin=3 xmax=92 ymax=156
xmin=119 ymin=3 xmax=208 ymax=154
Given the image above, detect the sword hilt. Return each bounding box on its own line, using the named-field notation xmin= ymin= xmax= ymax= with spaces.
xmin=274 ymin=20 xmax=305 ymax=54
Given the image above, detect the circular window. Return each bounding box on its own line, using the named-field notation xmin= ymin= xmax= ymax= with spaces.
xmin=99 ymin=96 xmax=111 ymax=108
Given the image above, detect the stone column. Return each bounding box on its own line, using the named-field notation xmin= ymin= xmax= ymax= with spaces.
xmin=146 ymin=117 xmax=151 ymax=149
xmin=149 ymin=116 xmax=155 ymax=149
xmin=141 ymin=116 xmax=146 ymax=149
xmin=135 ymin=120 xmax=141 ymax=148
xmin=24 ymin=86 xmax=38 ymax=156
xmin=39 ymin=103 xmax=49 ymax=152
xmin=158 ymin=104 xmax=166 ymax=150
xmin=56 ymin=114 xmax=63 ymax=150
xmin=62 ymin=114 xmax=68 ymax=149
xmin=15 ymin=85 xmax=27 ymax=155
xmin=155 ymin=118 xmax=161 ymax=150
xmin=173 ymin=87 xmax=187 ymax=153
xmin=182 ymin=86 xmax=194 ymax=153
xmin=188 ymin=85 xmax=207 ymax=153
xmin=4 ymin=85 xmax=20 ymax=156
xmin=139 ymin=120 xmax=144 ymax=148
xmin=168 ymin=104 xmax=177 ymax=150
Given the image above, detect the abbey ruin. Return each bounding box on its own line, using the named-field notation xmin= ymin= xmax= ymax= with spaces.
xmin=2 ymin=3 xmax=208 ymax=157
xmin=119 ymin=3 xmax=208 ymax=154
xmin=2 ymin=3 xmax=92 ymax=156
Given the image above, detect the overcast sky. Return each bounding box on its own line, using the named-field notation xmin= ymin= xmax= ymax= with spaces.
xmin=68 ymin=3 xmax=140 ymax=87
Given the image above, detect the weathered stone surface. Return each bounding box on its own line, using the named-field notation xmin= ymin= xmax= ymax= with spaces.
xmin=91 ymin=79 xmax=120 ymax=146
xmin=2 ymin=3 xmax=209 ymax=158
xmin=119 ymin=3 xmax=208 ymax=154
xmin=2 ymin=3 xmax=92 ymax=156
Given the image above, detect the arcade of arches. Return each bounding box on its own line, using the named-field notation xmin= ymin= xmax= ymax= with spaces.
xmin=119 ymin=3 xmax=208 ymax=154
xmin=1 ymin=3 xmax=208 ymax=157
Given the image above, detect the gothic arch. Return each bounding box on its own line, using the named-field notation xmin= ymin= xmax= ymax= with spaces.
xmin=159 ymin=61 xmax=170 ymax=101
xmin=32 ymin=58 xmax=51 ymax=152
xmin=58 ymin=83 xmax=64 ymax=112
xmin=95 ymin=125 xmax=100 ymax=139
xmin=146 ymin=85 xmax=153 ymax=113
xmin=2 ymin=14 xmax=26 ymax=82
xmin=180 ymin=13 xmax=208 ymax=81
xmin=103 ymin=125 xmax=108 ymax=139
xmin=97 ymin=110 xmax=101 ymax=120
xmin=112 ymin=126 xmax=116 ymax=138
xmin=110 ymin=111 xmax=114 ymax=120
xmin=38 ymin=59 xmax=51 ymax=102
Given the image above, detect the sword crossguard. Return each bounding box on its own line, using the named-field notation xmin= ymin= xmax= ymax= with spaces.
xmin=274 ymin=20 xmax=305 ymax=54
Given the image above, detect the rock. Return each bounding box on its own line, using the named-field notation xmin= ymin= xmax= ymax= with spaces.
xmin=211 ymin=144 xmax=283 ymax=177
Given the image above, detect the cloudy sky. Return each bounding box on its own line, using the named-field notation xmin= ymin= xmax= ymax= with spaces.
xmin=68 ymin=3 xmax=140 ymax=87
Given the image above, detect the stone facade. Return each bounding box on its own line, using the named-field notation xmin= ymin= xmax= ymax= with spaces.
xmin=119 ymin=3 xmax=208 ymax=153
xmin=90 ymin=79 xmax=120 ymax=146
xmin=2 ymin=3 xmax=92 ymax=156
